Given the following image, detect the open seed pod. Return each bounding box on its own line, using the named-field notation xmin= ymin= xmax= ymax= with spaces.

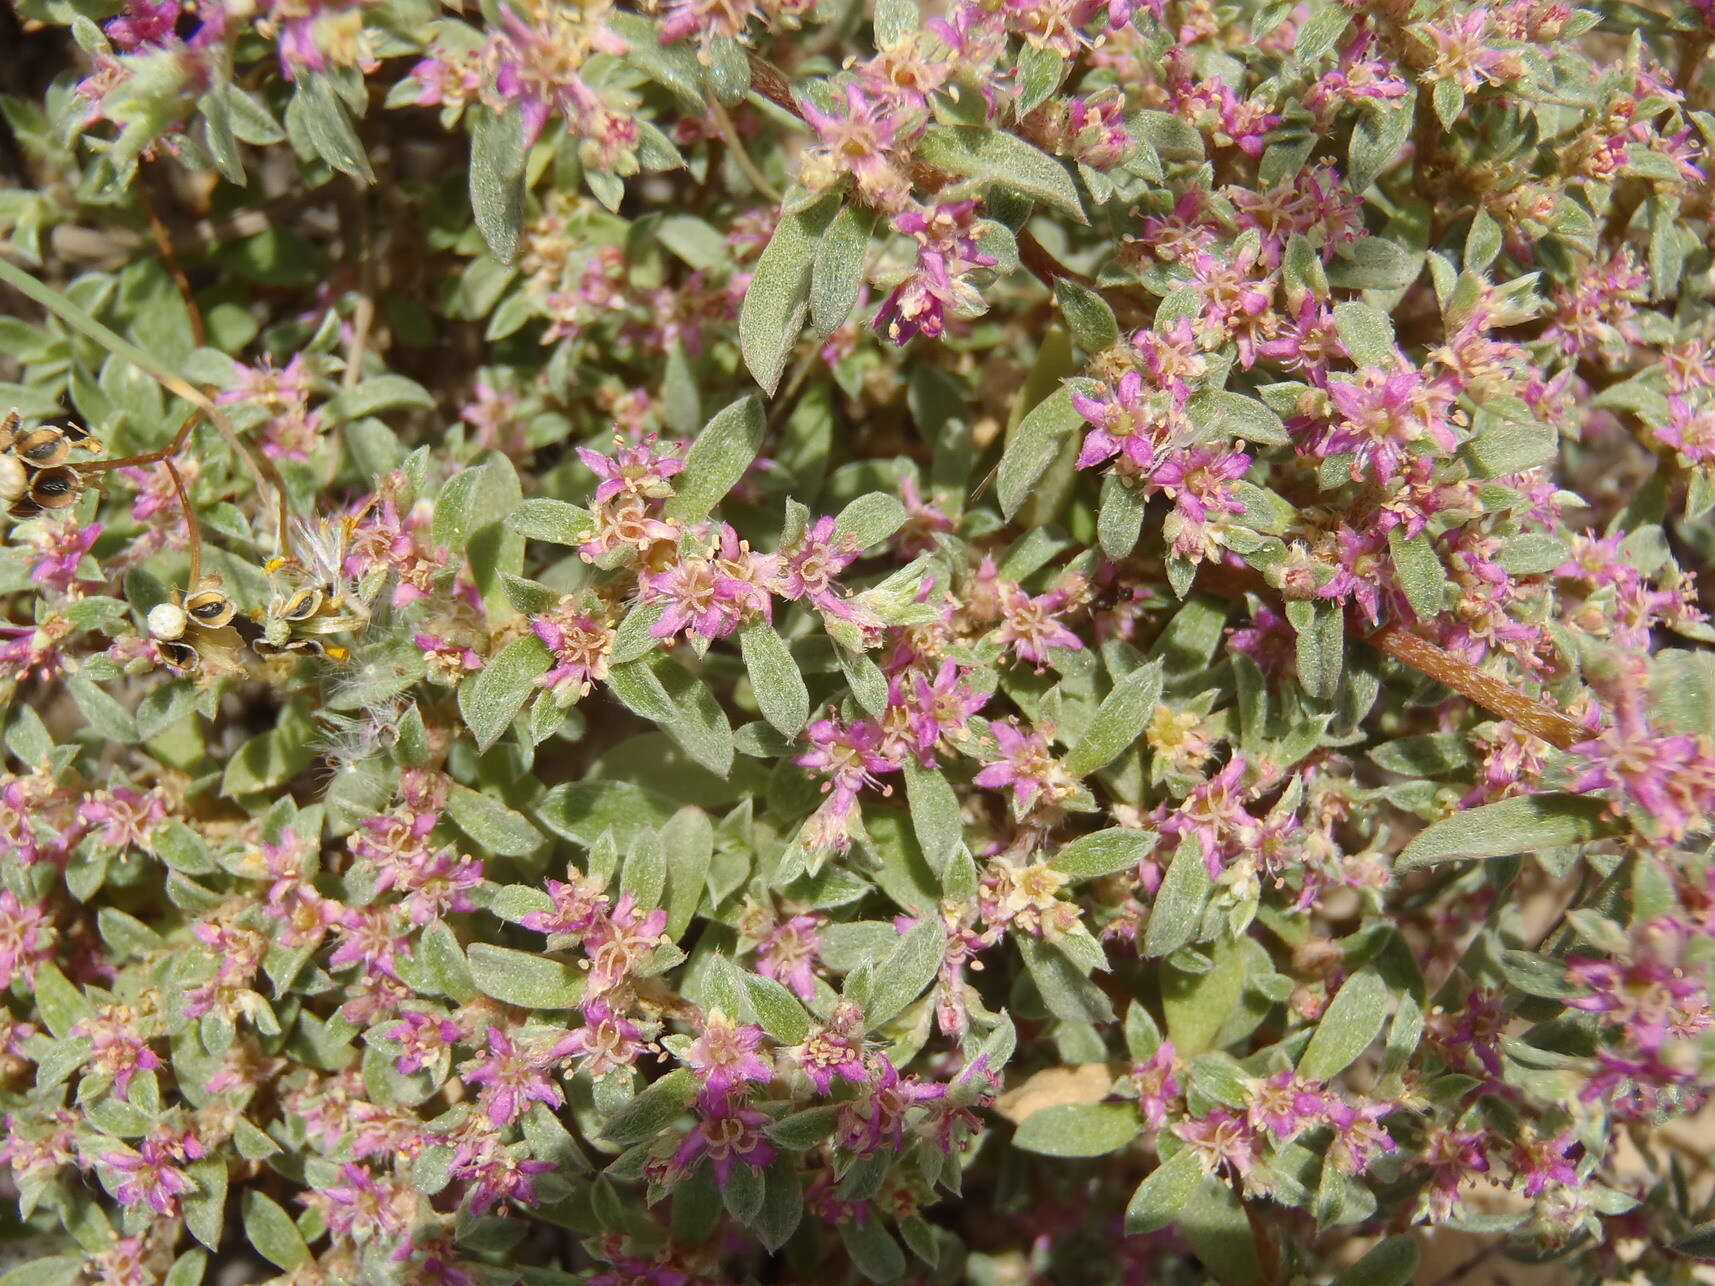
xmin=155 ymin=639 xmax=200 ymax=672
xmin=9 ymin=465 xmax=83 ymax=519
xmin=16 ymin=428 xmax=70 ymax=470
xmin=184 ymin=587 xmax=238 ymax=629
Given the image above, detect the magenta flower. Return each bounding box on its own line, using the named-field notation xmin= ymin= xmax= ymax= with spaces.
xmin=77 ymin=786 xmax=166 ymax=851
xmin=755 ymin=913 xmax=823 ymax=1001
xmin=522 ymin=871 xmax=610 ymax=937
xmin=550 ymin=998 xmax=648 ymax=1078
xmin=328 ymin=904 xmax=410 ymax=980
xmin=584 ymin=893 xmax=668 ymax=994
xmin=995 ymin=583 xmax=1085 ymax=669
xmin=790 ymin=1001 xmax=869 ymax=1094
xmin=974 ymin=719 xmax=1070 ymax=812
xmin=779 ymin=516 xmax=865 ymax=620
xmin=27 ymin=520 xmax=101 ymax=591
xmin=319 ymin=1163 xmax=412 ymax=1244
xmin=387 ymin=1010 xmax=463 ymax=1075
xmin=70 ymin=1006 xmax=161 ymax=1099
xmin=834 ymin=1060 xmax=944 ymax=1156
xmin=531 ymin=606 xmax=615 ymax=703
xmin=96 ymin=1126 xmax=204 ymax=1217
xmin=1311 ymin=366 xmax=1450 ymax=483
xmin=672 ymin=1095 xmax=776 ymax=1188
xmin=1569 ymin=706 xmax=1715 ymax=846
xmin=1131 ymin=1042 xmax=1181 ymax=1129
xmin=577 ymin=437 xmax=685 ymax=505
xmin=456 ymin=1145 xmax=554 ymax=1214
xmin=682 ymin=1010 xmax=774 ymax=1100
xmin=0 ymin=891 xmax=54 ymax=990
xmin=798 ymin=83 xmax=915 ymax=212
xmin=797 ymin=714 xmax=898 ymax=817
xmin=463 ymin=1026 xmax=564 ymax=1127
xmin=1173 ymin=1109 xmax=1256 ymax=1177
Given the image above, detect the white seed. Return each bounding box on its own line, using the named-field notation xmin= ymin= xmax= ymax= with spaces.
xmin=0 ymin=455 xmax=25 ymax=502
xmin=147 ymin=602 xmax=188 ymax=641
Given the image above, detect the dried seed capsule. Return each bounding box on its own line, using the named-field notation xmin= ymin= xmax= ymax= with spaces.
xmin=157 ymin=640 xmax=199 ymax=672
xmin=184 ymin=589 xmax=237 ymax=628
xmin=17 ymin=428 xmax=70 ymax=469
xmin=0 ymin=409 xmax=19 ymax=454
xmin=281 ymin=587 xmax=325 ymax=622
xmin=147 ymin=602 xmax=188 ymax=641
xmin=27 ymin=466 xmax=81 ymax=509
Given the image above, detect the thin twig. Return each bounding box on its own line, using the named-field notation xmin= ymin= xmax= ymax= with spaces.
xmin=163 ymin=457 xmax=201 ymax=588
xmin=138 ymin=164 xmax=206 ymax=348
xmin=1367 ymin=624 xmax=1585 ymax=750
xmin=1425 ymin=1241 xmax=1499 ymax=1286
xmin=0 ymin=255 xmax=291 ymax=556
xmin=708 ymin=95 xmax=782 ymax=204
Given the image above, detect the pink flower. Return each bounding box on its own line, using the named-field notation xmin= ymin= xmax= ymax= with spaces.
xmin=584 ymin=894 xmax=668 ymax=993
xmin=0 ymin=891 xmax=54 ymax=990
xmin=755 ymin=913 xmax=823 ymax=1001
xmin=328 ymin=905 xmax=411 ymax=980
xmin=1172 ymin=1108 xmax=1256 ymax=1177
xmin=70 ymin=1006 xmax=161 ymax=1099
xmin=672 ymin=1095 xmax=776 ymax=1188
xmin=319 ymin=1163 xmax=412 ymax=1244
xmin=995 ymin=583 xmax=1085 ymax=668
xmin=789 ymin=1001 xmax=870 ymax=1094
xmin=577 ymin=437 xmax=685 ymax=505
xmin=798 ymin=83 xmax=917 ymax=212
xmin=974 ymin=719 xmax=1070 ymax=812
xmin=1317 ymin=365 xmax=1458 ymax=485
xmin=28 ymin=520 xmax=101 ymax=591
xmin=387 ymin=1010 xmax=463 ymax=1074
xmin=550 ymin=998 xmax=647 ymax=1078
xmin=797 ymin=714 xmax=898 ymax=818
xmin=77 ymin=786 xmax=166 ymax=850
xmin=522 ymin=871 xmax=610 ymax=937
xmin=462 ymin=1027 xmax=564 ymax=1127
xmin=1131 ymin=1042 xmax=1181 ymax=1128
xmin=532 ymin=606 xmax=615 ymax=703
xmin=95 ymin=1126 xmax=204 ymax=1217
xmin=682 ymin=1010 xmax=774 ymax=1100
xmin=875 ymin=200 xmax=996 ymax=345
xmin=834 ymin=1060 xmax=944 ymax=1156
xmin=779 ymin=516 xmax=866 ymax=620
xmin=455 ymin=1145 xmax=554 ymax=1214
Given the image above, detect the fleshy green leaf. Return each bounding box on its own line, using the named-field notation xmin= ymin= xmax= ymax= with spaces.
xmin=466 ymin=943 xmax=584 ymax=1009
xmin=810 ymin=204 xmax=872 ymax=337
xmin=1065 ymin=659 xmax=1164 ymax=778
xmin=864 ymin=916 xmax=945 ymax=1028
xmin=739 ymin=619 xmax=810 ymax=738
xmin=998 ymin=386 xmax=1082 ymax=519
xmin=1395 ymin=794 xmax=1620 ymax=870
xmin=916 ymin=126 xmax=1087 ymax=223
xmin=739 ymin=196 xmax=837 ymax=395
xmin=459 ymin=635 xmax=551 ymax=753
xmin=662 ymin=395 xmax=767 ymax=524
xmin=1298 ymin=968 xmax=1388 ymax=1081
xmin=242 ymin=1192 xmax=308 ymax=1270
xmin=1012 ymin=1103 xmax=1139 ymax=1157
xmin=1141 ymin=835 xmax=1211 ymax=958
xmin=1051 ymin=827 xmax=1154 ymax=881
xmin=1124 ymin=1148 xmax=1204 ymax=1234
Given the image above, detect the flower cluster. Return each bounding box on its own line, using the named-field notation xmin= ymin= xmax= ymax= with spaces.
xmin=2 ymin=0 xmax=1715 ymax=1280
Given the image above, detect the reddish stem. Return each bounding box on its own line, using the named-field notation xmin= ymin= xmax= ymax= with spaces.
xmin=1367 ymin=624 xmax=1585 ymax=750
